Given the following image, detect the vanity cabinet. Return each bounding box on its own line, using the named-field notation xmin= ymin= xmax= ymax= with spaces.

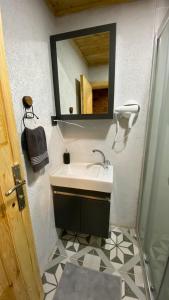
xmin=81 ymin=198 xmax=110 ymax=237
xmin=53 ymin=193 xmax=81 ymax=232
xmin=52 ymin=186 xmax=111 ymax=238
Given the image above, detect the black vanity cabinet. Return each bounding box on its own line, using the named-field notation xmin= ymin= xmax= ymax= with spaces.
xmin=52 ymin=193 xmax=81 ymax=233
xmin=52 ymin=186 xmax=111 ymax=238
xmin=81 ymin=198 xmax=110 ymax=237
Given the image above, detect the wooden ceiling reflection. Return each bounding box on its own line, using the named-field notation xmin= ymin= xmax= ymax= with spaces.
xmin=45 ymin=0 xmax=136 ymax=16
xmin=73 ymin=32 xmax=109 ymax=66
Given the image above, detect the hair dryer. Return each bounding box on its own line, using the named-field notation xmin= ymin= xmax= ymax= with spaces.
xmin=114 ymin=102 xmax=140 ymax=129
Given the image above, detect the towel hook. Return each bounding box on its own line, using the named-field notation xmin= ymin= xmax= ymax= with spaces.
xmin=22 ymin=96 xmax=39 ymax=127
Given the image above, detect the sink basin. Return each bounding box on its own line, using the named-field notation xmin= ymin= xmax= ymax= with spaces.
xmin=49 ymin=163 xmax=113 ymax=193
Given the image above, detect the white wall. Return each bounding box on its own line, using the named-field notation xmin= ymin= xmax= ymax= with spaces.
xmin=57 ymin=39 xmax=88 ymax=114
xmin=88 ymin=64 xmax=109 ymax=82
xmin=0 ymin=0 xmax=65 ymax=274
xmin=54 ymin=0 xmax=156 ymax=227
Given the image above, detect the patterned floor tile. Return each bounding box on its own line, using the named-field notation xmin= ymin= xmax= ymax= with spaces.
xmin=43 ymin=226 xmax=146 ymax=300
xmin=121 ymin=272 xmax=146 ymax=300
xmin=43 ymin=256 xmax=146 ymax=300
xmin=61 ymin=230 xmax=91 ymax=244
xmin=51 ymin=238 xmax=89 ymax=261
xmin=51 ymin=227 xmax=140 ymax=273
xmin=42 ymin=257 xmax=78 ymax=299
xmin=61 ymin=230 xmax=102 ymax=248
xmin=100 ymin=228 xmax=138 ymax=270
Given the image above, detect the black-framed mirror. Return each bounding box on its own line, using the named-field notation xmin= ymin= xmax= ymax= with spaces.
xmin=50 ymin=23 xmax=116 ymax=124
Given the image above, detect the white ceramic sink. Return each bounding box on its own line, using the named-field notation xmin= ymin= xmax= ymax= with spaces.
xmin=49 ymin=163 xmax=113 ymax=193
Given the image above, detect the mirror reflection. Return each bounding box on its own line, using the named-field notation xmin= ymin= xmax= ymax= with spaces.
xmin=56 ymin=32 xmax=110 ymax=115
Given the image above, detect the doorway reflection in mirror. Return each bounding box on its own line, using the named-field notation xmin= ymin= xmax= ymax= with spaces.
xmin=56 ymin=32 xmax=110 ymax=115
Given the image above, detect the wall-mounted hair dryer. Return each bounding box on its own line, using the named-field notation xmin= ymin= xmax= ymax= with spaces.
xmin=114 ymin=101 xmax=140 ymax=129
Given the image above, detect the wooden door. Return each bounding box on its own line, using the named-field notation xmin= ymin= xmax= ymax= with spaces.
xmin=0 ymin=15 xmax=43 ymax=300
xmin=80 ymin=74 xmax=93 ymax=114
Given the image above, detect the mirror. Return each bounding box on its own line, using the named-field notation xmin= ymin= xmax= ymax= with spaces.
xmin=50 ymin=24 xmax=116 ymax=121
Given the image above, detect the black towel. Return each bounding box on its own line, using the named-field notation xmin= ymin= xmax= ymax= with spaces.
xmin=21 ymin=126 xmax=49 ymax=172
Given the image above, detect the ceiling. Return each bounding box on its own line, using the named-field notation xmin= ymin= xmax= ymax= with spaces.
xmin=45 ymin=0 xmax=135 ymax=16
xmin=73 ymin=32 xmax=109 ymax=66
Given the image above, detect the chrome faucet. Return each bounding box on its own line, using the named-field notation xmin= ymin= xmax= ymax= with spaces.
xmin=92 ymin=149 xmax=110 ymax=169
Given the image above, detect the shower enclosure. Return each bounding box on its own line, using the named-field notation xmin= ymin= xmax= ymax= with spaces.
xmin=137 ymin=14 xmax=169 ymax=300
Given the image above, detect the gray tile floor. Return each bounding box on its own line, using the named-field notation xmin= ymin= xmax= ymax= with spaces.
xmin=42 ymin=226 xmax=147 ymax=300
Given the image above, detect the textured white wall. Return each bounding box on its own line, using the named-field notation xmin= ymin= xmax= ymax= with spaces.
xmin=88 ymin=64 xmax=109 ymax=82
xmin=0 ymin=0 xmax=65 ymax=274
xmin=54 ymin=0 xmax=156 ymax=227
xmin=57 ymin=39 xmax=88 ymax=114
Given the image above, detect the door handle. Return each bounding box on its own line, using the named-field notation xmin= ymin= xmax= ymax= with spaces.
xmin=5 ymin=179 xmax=26 ymax=197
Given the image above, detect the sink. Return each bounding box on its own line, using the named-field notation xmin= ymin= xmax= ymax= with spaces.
xmin=49 ymin=163 xmax=113 ymax=193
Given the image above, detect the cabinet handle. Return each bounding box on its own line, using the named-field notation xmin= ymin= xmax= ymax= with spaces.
xmin=53 ymin=190 xmax=110 ymax=201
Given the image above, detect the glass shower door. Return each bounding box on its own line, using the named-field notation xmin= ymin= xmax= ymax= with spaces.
xmin=144 ymin=67 xmax=169 ymax=295
xmin=158 ymin=258 xmax=169 ymax=300
xmin=138 ymin=20 xmax=169 ymax=298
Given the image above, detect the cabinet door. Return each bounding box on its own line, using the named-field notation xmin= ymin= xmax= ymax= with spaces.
xmin=53 ymin=194 xmax=81 ymax=232
xmin=81 ymin=199 xmax=110 ymax=238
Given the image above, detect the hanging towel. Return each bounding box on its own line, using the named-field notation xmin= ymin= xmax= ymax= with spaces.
xmin=22 ymin=126 xmax=49 ymax=172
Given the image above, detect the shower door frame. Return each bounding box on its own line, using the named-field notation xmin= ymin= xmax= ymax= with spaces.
xmin=136 ymin=10 xmax=169 ymax=300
